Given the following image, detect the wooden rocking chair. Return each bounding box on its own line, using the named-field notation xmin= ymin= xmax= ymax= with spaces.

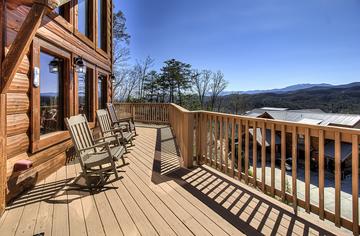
xmin=107 ymin=103 xmax=137 ymax=135
xmin=65 ymin=114 xmax=125 ymax=187
xmin=96 ymin=109 xmax=135 ymax=149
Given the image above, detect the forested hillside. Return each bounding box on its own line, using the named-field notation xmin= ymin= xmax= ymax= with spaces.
xmin=218 ymin=83 xmax=360 ymax=115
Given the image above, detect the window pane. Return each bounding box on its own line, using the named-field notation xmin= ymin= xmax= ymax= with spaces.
xmin=54 ymin=5 xmax=67 ymax=19
xmin=97 ymin=0 xmax=106 ymax=50
xmin=40 ymin=52 xmax=63 ymax=135
xmin=98 ymin=76 xmax=106 ymax=109
xmin=78 ymin=69 xmax=90 ymax=119
xmin=78 ymin=0 xmax=90 ymax=37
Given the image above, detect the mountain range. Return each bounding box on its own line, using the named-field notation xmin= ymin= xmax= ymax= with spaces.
xmin=222 ymin=82 xmax=360 ymax=95
xmin=219 ymin=82 xmax=360 ymax=114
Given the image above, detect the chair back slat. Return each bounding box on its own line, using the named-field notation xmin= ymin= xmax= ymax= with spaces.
xmin=97 ymin=109 xmax=114 ymax=136
xmin=65 ymin=115 xmax=95 ymax=154
xmin=107 ymin=103 xmax=118 ymax=123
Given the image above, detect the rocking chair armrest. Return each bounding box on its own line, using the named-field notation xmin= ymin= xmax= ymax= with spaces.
xmin=112 ymin=122 xmax=130 ymax=130
xmin=94 ymin=134 xmax=119 ymax=143
xmin=104 ymin=127 xmax=125 ymax=136
xmin=79 ymin=142 xmax=109 ymax=152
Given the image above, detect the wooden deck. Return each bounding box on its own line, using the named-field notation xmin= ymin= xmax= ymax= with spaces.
xmin=0 ymin=125 xmax=351 ymax=236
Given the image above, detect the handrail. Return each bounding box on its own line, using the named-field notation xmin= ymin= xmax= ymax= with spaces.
xmin=114 ymin=102 xmax=360 ymax=234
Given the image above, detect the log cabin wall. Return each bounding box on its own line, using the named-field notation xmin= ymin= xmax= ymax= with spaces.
xmin=2 ymin=0 xmax=114 ymax=203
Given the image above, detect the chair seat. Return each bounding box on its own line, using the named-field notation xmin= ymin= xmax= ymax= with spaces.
xmin=110 ymin=145 xmax=126 ymax=161
xmin=123 ymin=131 xmax=135 ymax=141
xmin=83 ymin=152 xmax=113 ymax=168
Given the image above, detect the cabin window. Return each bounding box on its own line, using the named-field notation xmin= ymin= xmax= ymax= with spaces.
xmin=97 ymin=75 xmax=107 ymax=109
xmin=53 ymin=2 xmax=71 ymax=22
xmin=40 ymin=51 xmax=64 ymax=135
xmin=78 ymin=0 xmax=91 ymax=38
xmin=77 ymin=68 xmax=91 ymax=119
xmin=97 ymin=0 xmax=107 ymax=51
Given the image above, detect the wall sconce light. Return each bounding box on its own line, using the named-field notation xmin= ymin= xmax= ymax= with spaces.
xmin=74 ymin=56 xmax=86 ymax=74
xmin=110 ymin=74 xmax=116 ymax=83
xmin=49 ymin=58 xmax=61 ymax=73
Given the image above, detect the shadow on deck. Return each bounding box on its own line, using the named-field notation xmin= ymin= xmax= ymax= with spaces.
xmin=0 ymin=124 xmax=350 ymax=236
xmin=150 ymin=125 xmax=348 ymax=236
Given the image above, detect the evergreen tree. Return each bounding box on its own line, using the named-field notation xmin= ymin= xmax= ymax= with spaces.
xmin=160 ymin=59 xmax=192 ymax=105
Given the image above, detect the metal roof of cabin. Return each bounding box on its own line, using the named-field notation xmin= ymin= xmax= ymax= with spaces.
xmin=249 ymin=128 xmax=281 ymax=146
xmin=324 ymin=141 xmax=353 ymax=162
xmin=246 ymin=108 xmax=360 ymax=127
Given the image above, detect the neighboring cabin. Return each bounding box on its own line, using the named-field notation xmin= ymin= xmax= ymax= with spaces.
xmin=245 ymin=107 xmax=360 ymax=176
xmin=0 ymin=0 xmax=114 ymax=215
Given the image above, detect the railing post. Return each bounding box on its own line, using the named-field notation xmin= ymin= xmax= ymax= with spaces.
xmin=183 ymin=112 xmax=194 ymax=168
xmin=195 ymin=112 xmax=201 ymax=164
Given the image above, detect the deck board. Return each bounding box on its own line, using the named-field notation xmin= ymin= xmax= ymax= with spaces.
xmin=0 ymin=125 xmax=351 ymax=236
xmin=66 ymin=164 xmax=87 ymax=236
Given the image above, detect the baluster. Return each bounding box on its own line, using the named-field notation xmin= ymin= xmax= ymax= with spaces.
xmin=352 ymin=134 xmax=359 ymax=235
xmin=219 ymin=116 xmax=223 ymax=171
xmin=231 ymin=117 xmax=235 ymax=177
xmin=237 ymin=119 xmax=243 ymax=180
xmin=252 ymin=120 xmax=257 ymax=186
xmin=292 ymin=126 xmax=297 ymax=212
xmin=281 ymin=125 xmax=286 ymax=201
xmin=261 ymin=122 xmax=266 ymax=193
xmin=271 ymin=123 xmax=275 ymax=196
xmin=209 ymin=115 xmax=213 ymax=166
xmin=335 ymin=131 xmax=341 ymax=227
xmin=305 ymin=128 xmax=311 ymax=213
xmin=245 ymin=120 xmax=249 ymax=184
xmin=225 ymin=117 xmax=229 ymax=174
xmin=214 ymin=116 xmax=218 ymax=168
xmin=319 ymin=129 xmax=325 ymax=220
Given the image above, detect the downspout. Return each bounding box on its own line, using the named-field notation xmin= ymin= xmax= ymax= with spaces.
xmin=110 ymin=0 xmax=114 ymax=102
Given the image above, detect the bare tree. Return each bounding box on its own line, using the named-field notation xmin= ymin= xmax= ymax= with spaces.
xmin=192 ymin=69 xmax=211 ymax=109
xmin=113 ymin=10 xmax=130 ymax=67
xmin=209 ymin=70 xmax=228 ymax=111
xmin=112 ymin=10 xmax=132 ymax=101
xmin=136 ymin=56 xmax=154 ymax=98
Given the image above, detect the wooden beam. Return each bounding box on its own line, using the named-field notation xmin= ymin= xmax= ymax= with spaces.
xmin=44 ymin=0 xmax=72 ymax=9
xmin=8 ymin=0 xmax=71 ymax=9
xmin=0 ymin=94 xmax=6 ymax=216
xmin=0 ymin=0 xmax=6 ymax=216
xmin=1 ymin=3 xmax=47 ymax=94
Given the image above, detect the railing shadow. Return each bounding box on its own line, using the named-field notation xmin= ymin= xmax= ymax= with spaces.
xmin=150 ymin=124 xmax=337 ymax=235
xmin=166 ymin=166 xmax=336 ymax=236
xmin=151 ymin=126 xmax=182 ymax=184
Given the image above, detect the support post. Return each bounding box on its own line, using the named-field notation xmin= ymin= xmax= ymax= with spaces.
xmin=0 ymin=94 xmax=6 ymax=215
xmin=183 ymin=112 xmax=194 ymax=168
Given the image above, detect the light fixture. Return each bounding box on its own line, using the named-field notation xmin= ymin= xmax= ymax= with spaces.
xmin=49 ymin=58 xmax=60 ymax=73
xmin=74 ymin=56 xmax=86 ymax=74
xmin=110 ymin=74 xmax=116 ymax=83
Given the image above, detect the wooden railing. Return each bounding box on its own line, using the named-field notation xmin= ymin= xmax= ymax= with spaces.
xmin=113 ymin=103 xmax=169 ymax=123
xmin=114 ymin=103 xmax=360 ymax=234
xmin=168 ymin=104 xmax=195 ymax=168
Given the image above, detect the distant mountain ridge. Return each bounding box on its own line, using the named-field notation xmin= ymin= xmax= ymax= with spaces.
xmin=218 ymin=82 xmax=360 ymax=115
xmin=222 ymin=83 xmax=338 ymax=95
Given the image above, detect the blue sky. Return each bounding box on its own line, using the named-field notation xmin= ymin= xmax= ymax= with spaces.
xmin=115 ymin=0 xmax=360 ymax=91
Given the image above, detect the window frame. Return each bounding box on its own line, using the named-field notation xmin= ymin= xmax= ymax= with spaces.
xmin=74 ymin=61 xmax=96 ymax=124
xmin=74 ymin=0 xmax=96 ymax=48
xmin=48 ymin=1 xmax=74 ymax=32
xmin=31 ymin=38 xmax=72 ymax=153
xmin=95 ymin=0 xmax=109 ymax=56
xmin=96 ymin=68 xmax=110 ymax=110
